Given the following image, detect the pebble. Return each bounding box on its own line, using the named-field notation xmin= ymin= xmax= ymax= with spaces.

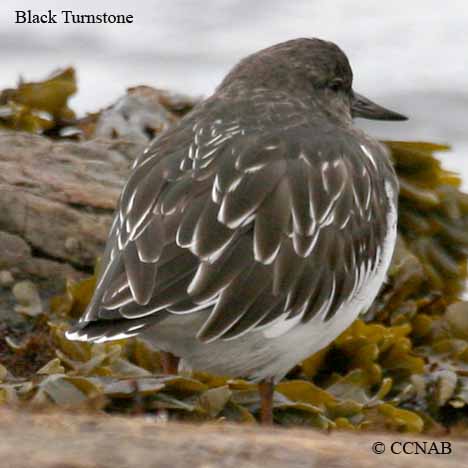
xmin=445 ymin=301 xmax=468 ymax=339
xmin=12 ymin=280 xmax=43 ymax=316
xmin=0 ymin=270 xmax=14 ymax=286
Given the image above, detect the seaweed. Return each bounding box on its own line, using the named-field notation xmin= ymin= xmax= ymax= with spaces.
xmin=0 ymin=68 xmax=77 ymax=135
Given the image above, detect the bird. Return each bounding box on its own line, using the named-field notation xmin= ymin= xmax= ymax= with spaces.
xmin=66 ymin=38 xmax=407 ymax=424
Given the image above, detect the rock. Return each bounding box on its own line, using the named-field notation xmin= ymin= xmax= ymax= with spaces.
xmin=0 ymin=409 xmax=465 ymax=468
xmin=0 ymin=130 xmax=136 ymax=270
xmin=95 ymin=87 xmax=178 ymax=143
xmin=0 ymin=230 xmax=31 ymax=266
xmin=12 ymin=280 xmax=43 ymax=316
xmin=0 ymin=270 xmax=14 ymax=286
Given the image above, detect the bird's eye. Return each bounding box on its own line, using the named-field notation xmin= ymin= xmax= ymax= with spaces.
xmin=329 ymin=79 xmax=344 ymax=92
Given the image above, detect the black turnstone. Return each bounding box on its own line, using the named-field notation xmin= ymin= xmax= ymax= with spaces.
xmin=67 ymin=38 xmax=407 ymax=424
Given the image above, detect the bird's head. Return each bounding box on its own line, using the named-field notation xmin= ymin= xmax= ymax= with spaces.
xmin=218 ymin=38 xmax=407 ymax=125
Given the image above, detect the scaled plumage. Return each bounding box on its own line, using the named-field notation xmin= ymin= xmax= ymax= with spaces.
xmin=67 ymin=38 xmax=405 ymax=386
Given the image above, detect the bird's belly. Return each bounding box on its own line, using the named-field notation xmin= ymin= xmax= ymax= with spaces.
xmin=143 ymin=277 xmax=367 ymax=382
xmin=143 ymin=257 xmax=388 ymax=382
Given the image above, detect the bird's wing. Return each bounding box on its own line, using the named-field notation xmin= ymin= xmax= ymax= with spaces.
xmin=67 ymin=115 xmax=394 ymax=343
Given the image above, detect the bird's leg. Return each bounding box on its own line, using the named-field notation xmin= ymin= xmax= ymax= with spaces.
xmin=160 ymin=351 xmax=180 ymax=375
xmin=258 ymin=378 xmax=275 ymax=425
xmin=130 ymin=379 xmax=144 ymax=414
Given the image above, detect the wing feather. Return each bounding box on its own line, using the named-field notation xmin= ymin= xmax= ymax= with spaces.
xmin=272 ymin=240 xmax=306 ymax=297
xmin=135 ymin=216 xmax=165 ymax=262
xmin=120 ymin=268 xmax=195 ymax=318
xmin=188 ymin=237 xmax=252 ymax=303
xmin=69 ymin=115 xmax=395 ymax=345
xmin=122 ymin=240 xmax=158 ymax=305
xmin=218 ymin=160 xmax=287 ymax=229
xmin=125 ymin=164 xmax=167 ymax=237
xmin=176 ymin=196 xmax=206 ymax=248
xmin=222 ymin=292 xmax=285 ymax=340
xmin=289 ymin=160 xmax=313 ymax=236
xmin=191 ymin=200 xmax=237 ymax=260
xmin=197 ymin=262 xmax=271 ymax=342
xmin=253 ymin=178 xmax=290 ymax=263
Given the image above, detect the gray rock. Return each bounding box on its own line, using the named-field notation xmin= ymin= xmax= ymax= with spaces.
xmin=0 ymin=130 xmax=140 ymax=270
